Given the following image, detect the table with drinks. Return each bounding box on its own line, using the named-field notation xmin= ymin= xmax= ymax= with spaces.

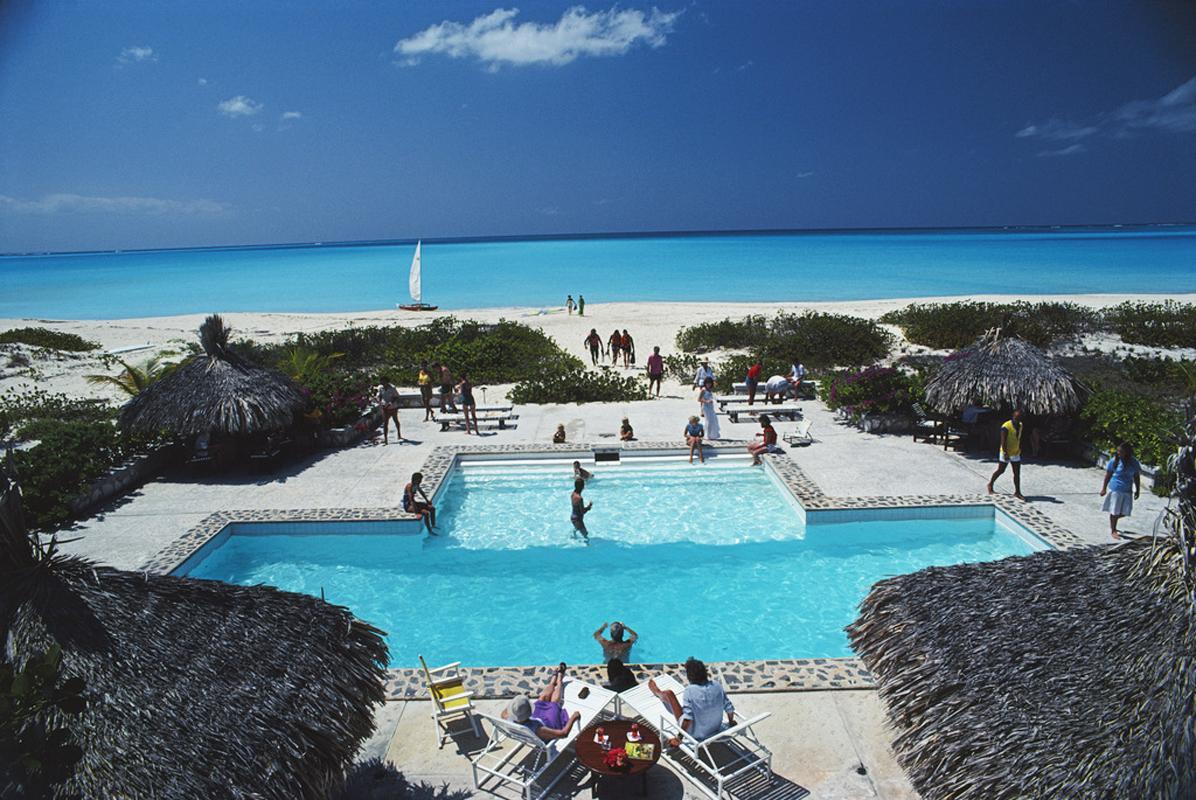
xmin=574 ymin=718 xmax=662 ymax=796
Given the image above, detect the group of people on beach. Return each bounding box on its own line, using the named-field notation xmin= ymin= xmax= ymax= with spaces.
xmin=376 ymin=361 xmax=484 ymax=442
xmin=565 ymin=295 xmax=586 ymax=316
xmin=582 ymin=328 xmax=638 ymax=368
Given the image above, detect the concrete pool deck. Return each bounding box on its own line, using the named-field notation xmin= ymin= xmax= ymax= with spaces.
xmin=55 ymin=388 xmax=1164 ymax=799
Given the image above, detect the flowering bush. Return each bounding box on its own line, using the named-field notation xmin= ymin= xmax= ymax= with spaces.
xmin=821 ymin=366 xmax=922 ymax=423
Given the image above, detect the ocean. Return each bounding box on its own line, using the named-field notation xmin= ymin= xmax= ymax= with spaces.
xmin=2 ymin=227 xmax=1194 ymax=319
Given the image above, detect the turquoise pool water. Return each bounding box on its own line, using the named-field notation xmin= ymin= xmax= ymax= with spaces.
xmin=177 ymin=460 xmax=1041 ymax=666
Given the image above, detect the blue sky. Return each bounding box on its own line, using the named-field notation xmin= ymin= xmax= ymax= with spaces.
xmin=1 ymin=0 xmax=1194 ymax=252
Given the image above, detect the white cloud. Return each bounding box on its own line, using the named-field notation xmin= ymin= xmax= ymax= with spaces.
xmin=1036 ymin=144 xmax=1087 ymax=158
xmin=796 ymin=171 xmax=814 ymax=179
xmin=117 ymin=46 xmax=157 ymax=65
xmin=1016 ymin=73 xmax=1196 ymax=147
xmin=217 ymin=95 xmax=263 ymax=117
xmin=735 ymin=60 xmax=753 ymax=72
xmin=0 ymin=193 xmax=227 ymax=216
xmin=251 ymin=123 xmax=265 ymax=133
xmin=198 ymin=77 xmax=208 ymax=86
xmin=281 ymin=111 xmax=303 ymax=120
xmin=395 ymin=5 xmax=681 ymax=69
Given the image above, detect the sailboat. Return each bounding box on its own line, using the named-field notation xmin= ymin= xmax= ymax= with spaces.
xmin=398 ymin=240 xmax=438 ymax=311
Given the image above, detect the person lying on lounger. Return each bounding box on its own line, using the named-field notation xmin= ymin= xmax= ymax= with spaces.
xmin=502 ymin=662 xmax=581 ymax=742
xmin=648 ymin=657 xmax=736 ymax=747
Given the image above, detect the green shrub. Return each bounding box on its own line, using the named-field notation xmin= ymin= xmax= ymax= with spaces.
xmin=1 ymin=388 xmax=114 ymax=440
xmin=662 ymin=353 xmax=699 ymax=382
xmin=880 ymin=301 xmax=1097 ymax=349
xmin=0 ymin=327 xmax=100 ymax=352
xmin=509 ymin=365 xmax=650 ymax=404
xmin=675 ymin=315 xmax=768 ymax=352
xmin=712 ymin=354 xmax=791 ymax=394
xmin=14 ymin=420 xmax=123 ymax=531
xmin=1079 ymin=389 xmax=1184 ymax=470
xmin=821 ymin=366 xmax=923 ymax=423
xmin=1105 ymin=301 xmax=1196 ymax=348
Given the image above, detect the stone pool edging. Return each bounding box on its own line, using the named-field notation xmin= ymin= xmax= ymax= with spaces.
xmin=140 ymin=440 xmax=1088 ymax=697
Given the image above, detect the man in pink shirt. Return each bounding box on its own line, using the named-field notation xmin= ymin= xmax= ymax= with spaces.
xmin=646 ymin=346 xmax=665 ymax=397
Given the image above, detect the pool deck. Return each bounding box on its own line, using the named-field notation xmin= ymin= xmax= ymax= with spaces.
xmin=56 ymin=387 xmax=1164 ymax=799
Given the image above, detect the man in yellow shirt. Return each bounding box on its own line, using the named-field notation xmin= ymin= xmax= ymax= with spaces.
xmin=987 ymin=408 xmax=1025 ymax=500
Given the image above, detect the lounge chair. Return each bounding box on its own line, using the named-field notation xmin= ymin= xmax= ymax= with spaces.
xmin=419 ymin=655 xmax=482 ymax=748
xmin=471 ymin=679 xmax=616 ymax=800
xmin=724 ymin=403 xmax=803 ymax=423
xmin=620 ymin=675 xmax=773 ymax=800
xmin=911 ymin=403 xmax=941 ymax=443
xmin=783 ymin=418 xmax=813 ymax=447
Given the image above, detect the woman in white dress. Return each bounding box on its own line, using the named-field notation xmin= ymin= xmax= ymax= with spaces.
xmin=699 ymin=377 xmax=720 ymax=440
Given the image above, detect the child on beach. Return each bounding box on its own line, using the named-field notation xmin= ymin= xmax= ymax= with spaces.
xmin=620 ymin=417 xmax=635 ymax=441
xmin=553 ymin=424 xmax=567 ymax=444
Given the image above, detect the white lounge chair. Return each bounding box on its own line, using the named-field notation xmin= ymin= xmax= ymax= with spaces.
xmin=784 ymin=419 xmax=813 ymax=447
xmin=419 ymin=655 xmax=482 ymax=749
xmin=471 ymin=679 xmax=616 ymax=800
xmin=724 ymin=403 xmax=803 ymax=423
xmin=620 ymin=675 xmax=772 ymax=800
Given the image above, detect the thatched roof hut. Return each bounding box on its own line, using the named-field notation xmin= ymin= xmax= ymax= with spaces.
xmin=1 ymin=464 xmax=389 ymax=798
xmin=848 ymin=537 xmax=1196 ymax=800
xmin=922 ymin=331 xmax=1084 ymax=416
xmin=119 ymin=314 xmax=306 ymax=436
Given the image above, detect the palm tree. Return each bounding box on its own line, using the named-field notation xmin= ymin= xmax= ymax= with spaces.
xmin=84 ymin=355 xmax=177 ymax=397
xmin=276 ymin=346 xmax=343 ymax=386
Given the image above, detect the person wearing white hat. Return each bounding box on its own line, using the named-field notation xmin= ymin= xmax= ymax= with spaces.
xmin=501 ymin=663 xmax=581 ymax=742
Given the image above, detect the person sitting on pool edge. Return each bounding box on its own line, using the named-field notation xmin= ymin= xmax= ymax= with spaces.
xmin=648 ymin=657 xmax=736 ymax=747
xmin=685 ymin=415 xmax=705 ymax=464
xmin=503 ymin=663 xmax=581 ymax=742
xmin=553 ymin=423 xmax=567 ymax=444
xmin=573 ymin=460 xmax=593 ymax=481
xmin=571 ymin=478 xmax=592 ymax=541
xmin=747 ymin=414 xmax=780 ymax=465
xmin=402 ymin=472 xmax=437 ymax=534
xmin=604 ymin=658 xmax=639 ymax=693
xmin=594 ymin=621 xmax=638 ymax=662
xmin=620 ymin=417 xmax=635 ymax=441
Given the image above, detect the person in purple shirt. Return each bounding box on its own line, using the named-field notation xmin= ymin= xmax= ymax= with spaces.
xmin=646 ymin=346 xmax=665 ymax=398
xmin=1100 ymin=441 xmax=1141 ymax=539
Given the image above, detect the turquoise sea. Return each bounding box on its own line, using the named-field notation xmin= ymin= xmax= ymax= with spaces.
xmin=3 ymin=226 xmax=1194 ymax=319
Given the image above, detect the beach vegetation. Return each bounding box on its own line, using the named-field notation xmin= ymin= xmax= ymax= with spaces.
xmin=277 ymin=346 xmax=344 ymax=385
xmin=83 ymin=355 xmax=179 ymax=397
xmin=509 ymin=364 xmax=649 ymax=404
xmin=880 ymin=301 xmax=1098 ymax=349
xmin=0 ymin=327 xmax=100 ymax=352
xmin=821 ymin=366 xmax=925 ymax=423
xmin=1104 ymin=301 xmax=1196 ymax=348
xmin=1079 ymin=388 xmax=1184 ymax=476
xmin=711 ymin=354 xmax=790 ymax=394
xmin=676 ymin=311 xmax=892 ymax=370
xmin=662 ymin=353 xmax=699 ymax=382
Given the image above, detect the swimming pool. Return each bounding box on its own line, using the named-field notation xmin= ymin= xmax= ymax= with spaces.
xmin=174 ymin=457 xmax=1044 ymax=667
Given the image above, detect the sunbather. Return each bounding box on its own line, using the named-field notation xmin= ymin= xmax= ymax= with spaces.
xmin=502 ymin=663 xmax=581 ymax=742
xmin=648 ymin=658 xmax=736 ymax=747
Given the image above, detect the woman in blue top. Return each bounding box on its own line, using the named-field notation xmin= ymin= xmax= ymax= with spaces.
xmin=1100 ymin=442 xmax=1141 ymax=540
xmin=685 ymin=416 xmax=705 ymax=464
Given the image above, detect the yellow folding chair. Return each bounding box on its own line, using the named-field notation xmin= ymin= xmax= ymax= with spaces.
xmin=419 ymin=654 xmax=482 ymax=748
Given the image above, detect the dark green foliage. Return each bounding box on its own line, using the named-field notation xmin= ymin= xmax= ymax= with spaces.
xmin=1 ymin=645 xmax=88 ymax=798
xmin=1079 ymin=389 xmax=1184 ymax=470
xmin=300 ymin=371 xmax=373 ymax=429
xmin=0 ymin=389 xmax=113 ymax=440
xmin=675 ymin=315 xmax=768 ymax=352
xmin=12 ymin=422 xmax=122 ymax=531
xmin=0 ymin=328 xmax=100 ymax=353
xmin=879 ymin=302 xmax=1098 ymax=349
xmin=821 ymin=366 xmax=925 ymax=423
xmin=662 ymin=353 xmax=699 ymax=382
xmin=1105 ymin=301 xmax=1196 ymax=348
xmin=509 ymin=365 xmax=650 ymax=404
xmin=675 ymin=312 xmax=892 ymax=371
xmin=335 ymin=759 xmax=472 ymax=800
xmin=712 ymin=354 xmax=790 ymax=394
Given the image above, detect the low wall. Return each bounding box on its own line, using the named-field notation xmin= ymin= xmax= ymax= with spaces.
xmin=69 ymin=444 xmax=180 ymax=515
xmin=316 ymin=408 xmax=383 ymax=448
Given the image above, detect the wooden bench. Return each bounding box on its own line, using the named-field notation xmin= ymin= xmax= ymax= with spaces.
xmin=439 ymin=412 xmax=518 ymax=431
xmin=725 ymin=404 xmax=803 ymax=423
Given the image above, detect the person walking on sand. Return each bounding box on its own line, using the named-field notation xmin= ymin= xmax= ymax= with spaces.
xmin=584 ymin=329 xmax=603 ymax=366
xmin=1100 ymin=442 xmax=1141 ymax=539
xmin=987 ymin=409 xmax=1026 ymax=500
xmin=456 ymin=372 xmax=479 ymax=434
xmin=646 ymin=346 xmax=664 ymax=397
xmin=566 ymin=295 xmax=575 ymax=315
xmin=699 ymin=377 xmax=720 ymax=440
xmin=608 ymin=329 xmax=622 ymax=366
xmin=685 ymin=416 xmax=705 ymax=464
xmin=418 ymin=361 xmax=435 ymax=421
xmin=578 ymin=294 xmax=586 ymax=316
xmin=621 ymin=329 xmax=635 ymax=368
xmin=571 ymin=478 xmax=592 ymax=541
xmin=376 ymin=377 xmax=402 ymax=444
xmin=593 ymin=621 xmax=638 ymax=662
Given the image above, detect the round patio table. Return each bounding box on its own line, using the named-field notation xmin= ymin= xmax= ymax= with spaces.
xmin=575 ymin=718 xmax=661 ymax=797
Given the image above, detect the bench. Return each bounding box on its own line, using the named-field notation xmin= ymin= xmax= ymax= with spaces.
xmin=732 ymin=379 xmax=817 ymax=399
xmin=439 ymin=412 xmax=518 ymax=431
xmin=725 ymin=404 xmax=803 ymax=423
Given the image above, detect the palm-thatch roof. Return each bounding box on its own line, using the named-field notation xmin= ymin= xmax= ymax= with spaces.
xmin=1 ymin=463 xmax=389 ymax=798
xmin=119 ymin=314 xmax=306 ymax=436
xmin=848 ymin=537 xmax=1196 ymax=800
xmin=922 ymin=330 xmax=1084 ymax=416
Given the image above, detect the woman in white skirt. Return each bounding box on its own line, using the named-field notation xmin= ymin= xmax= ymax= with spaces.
xmin=1099 ymin=442 xmax=1141 ymax=540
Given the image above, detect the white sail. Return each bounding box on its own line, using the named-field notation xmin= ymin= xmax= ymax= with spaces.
xmin=408 ymin=240 xmax=422 ymax=303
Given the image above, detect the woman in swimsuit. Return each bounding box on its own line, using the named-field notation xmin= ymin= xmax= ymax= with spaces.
xmin=418 ymin=361 xmax=435 ymax=421
xmin=402 ymin=472 xmax=437 ymax=533
xmin=456 ymin=372 xmax=478 ymax=434
xmin=620 ymin=330 xmax=634 ymax=368
xmin=376 ymin=378 xmax=402 ymax=444
xmin=571 ymin=478 xmax=593 ymax=541
xmin=608 ymin=329 xmax=622 ymax=366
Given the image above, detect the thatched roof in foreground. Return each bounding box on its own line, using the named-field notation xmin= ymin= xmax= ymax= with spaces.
xmin=848 ymin=538 xmax=1196 ymax=800
xmin=923 ymin=331 xmax=1084 ymax=416
xmin=1 ymin=468 xmax=388 ymax=799
xmin=119 ymin=314 xmax=306 ymax=436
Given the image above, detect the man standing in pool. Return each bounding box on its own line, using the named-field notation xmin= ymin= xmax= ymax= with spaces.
xmin=593 ymin=621 xmax=638 ymax=662
xmin=571 ymin=478 xmax=592 ymax=542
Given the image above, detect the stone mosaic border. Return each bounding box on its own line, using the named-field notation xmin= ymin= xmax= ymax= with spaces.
xmin=141 ymin=440 xmax=1088 ymax=697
